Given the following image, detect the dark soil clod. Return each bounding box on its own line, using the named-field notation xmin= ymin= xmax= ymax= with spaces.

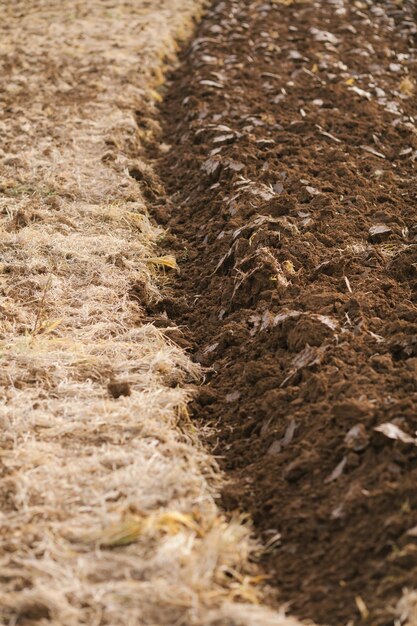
xmin=108 ymin=381 xmax=132 ymax=399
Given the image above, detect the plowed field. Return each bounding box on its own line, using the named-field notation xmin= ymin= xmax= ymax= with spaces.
xmin=151 ymin=1 xmax=417 ymax=623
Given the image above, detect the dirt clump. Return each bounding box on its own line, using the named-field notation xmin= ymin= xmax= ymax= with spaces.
xmin=153 ymin=0 xmax=417 ymax=624
xmin=107 ymin=380 xmax=132 ymax=399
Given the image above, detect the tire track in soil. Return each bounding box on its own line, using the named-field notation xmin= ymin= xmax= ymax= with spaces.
xmin=147 ymin=1 xmax=417 ymax=624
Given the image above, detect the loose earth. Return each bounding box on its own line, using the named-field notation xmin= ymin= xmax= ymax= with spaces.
xmin=146 ymin=0 xmax=417 ymax=624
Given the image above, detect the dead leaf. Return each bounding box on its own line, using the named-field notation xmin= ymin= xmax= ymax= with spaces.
xmin=203 ymin=342 xmax=219 ymax=355
xmin=324 ymin=457 xmax=347 ymax=484
xmin=212 ymin=134 xmax=235 ymax=145
xmin=226 ymin=391 xmax=241 ymax=403
xmin=361 ymin=145 xmax=386 ymax=159
xmin=316 ymin=314 xmax=339 ymax=331
xmin=36 ymin=318 xmax=63 ymax=336
xmin=344 ymin=276 xmax=353 ymax=293
xmin=310 ymin=27 xmax=339 ymax=45
xmin=282 ymin=419 xmax=297 ymax=446
xmin=227 ymin=160 xmax=245 ymax=172
xmin=281 ymin=344 xmax=327 ymax=387
xmin=389 ymin=63 xmax=402 ymax=73
xmin=399 ymin=76 xmax=415 ymax=96
xmin=369 ymin=224 xmax=392 ymax=242
xmin=283 ymin=260 xmax=296 ymax=275
xmin=374 ymin=423 xmax=416 ymax=445
xmin=268 ymin=420 xmax=297 ymax=456
xmin=355 ymin=596 xmax=369 ymax=620
xmin=305 ymin=185 xmax=320 ymax=195
xmin=349 ymin=86 xmax=372 ymax=100
xmin=202 ymin=158 xmax=222 ymax=178
xmin=344 ymin=424 xmax=369 ymax=451
xmin=199 ymin=79 xmax=223 ymax=89
xmin=319 ymin=130 xmax=342 ymax=143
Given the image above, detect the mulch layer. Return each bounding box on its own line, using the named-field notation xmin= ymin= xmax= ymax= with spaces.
xmin=148 ymin=0 xmax=417 ymax=624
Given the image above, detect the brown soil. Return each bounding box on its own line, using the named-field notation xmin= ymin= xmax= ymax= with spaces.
xmin=149 ymin=0 xmax=417 ymax=624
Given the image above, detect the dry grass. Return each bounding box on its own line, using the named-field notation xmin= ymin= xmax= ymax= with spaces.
xmin=0 ymin=2 xmax=307 ymax=625
xmin=397 ymin=591 xmax=417 ymax=626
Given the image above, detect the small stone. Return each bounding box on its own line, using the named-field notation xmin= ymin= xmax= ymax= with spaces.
xmin=369 ymin=224 xmax=392 ymax=243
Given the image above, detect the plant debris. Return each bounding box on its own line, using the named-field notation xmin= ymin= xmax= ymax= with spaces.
xmin=369 ymin=224 xmax=393 ymax=243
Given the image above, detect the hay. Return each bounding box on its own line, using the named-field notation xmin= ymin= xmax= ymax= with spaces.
xmin=398 ymin=592 xmax=417 ymax=626
xmin=0 ymin=1 xmax=309 ymax=625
